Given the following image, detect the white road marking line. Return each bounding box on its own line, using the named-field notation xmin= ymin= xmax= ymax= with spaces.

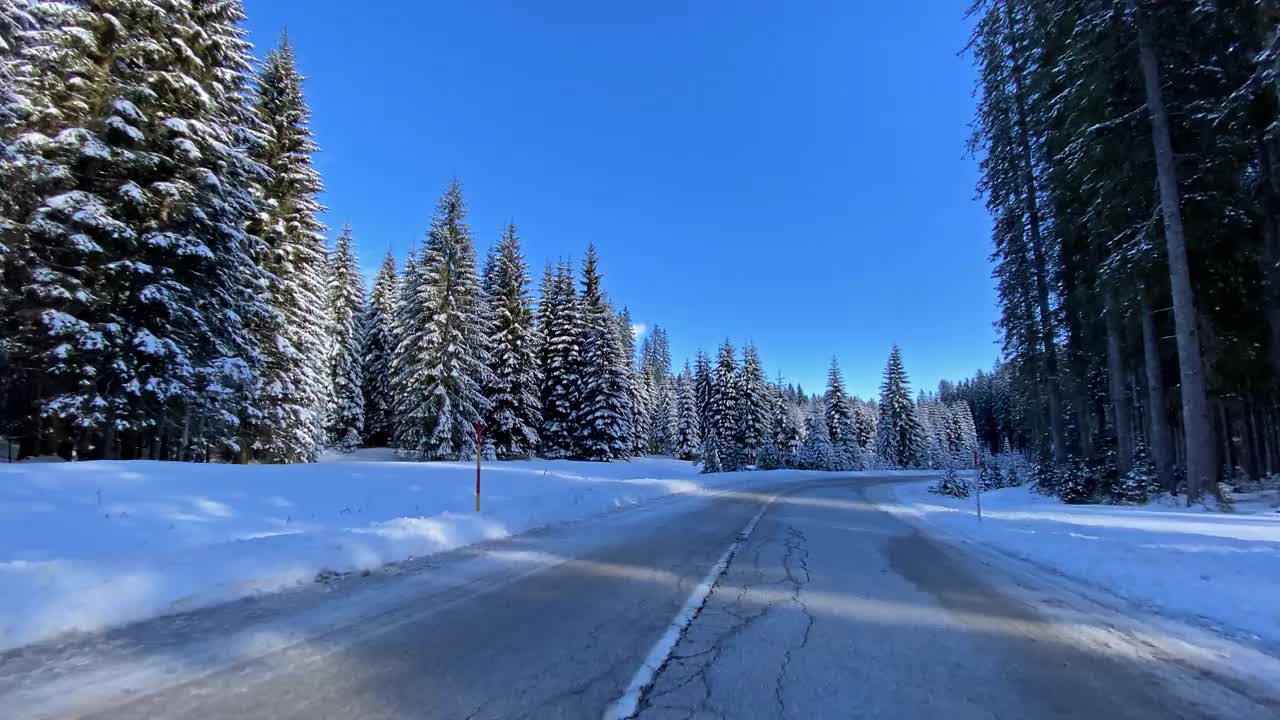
xmin=602 ymin=498 xmax=773 ymax=720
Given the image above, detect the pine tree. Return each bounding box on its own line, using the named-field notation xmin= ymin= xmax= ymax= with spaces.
xmin=248 ymin=33 xmax=330 ymax=463
xmin=799 ymin=402 xmax=836 ymax=470
xmin=851 ymin=402 xmax=877 ymax=456
xmin=395 ymin=180 xmax=492 ymax=459
xmin=538 ymin=260 xmax=580 ymax=458
xmin=737 ymin=344 xmax=771 ymax=465
xmin=360 ymin=252 xmax=398 ymax=446
xmin=876 ymin=346 xmax=925 ymax=468
xmin=769 ymin=384 xmax=803 ymax=466
xmin=326 ymin=225 xmax=365 ymax=451
xmin=389 ymin=248 xmax=420 ymax=448
xmin=824 ymin=358 xmax=860 ymax=469
xmin=700 ymin=430 xmax=722 ymax=474
xmin=482 ymin=223 xmax=541 ymax=459
xmin=2 ymin=1 xmax=269 ymax=460
xmin=632 ymin=368 xmax=657 ymax=455
xmin=674 ymin=367 xmax=702 ymax=460
xmin=1113 ymin=435 xmax=1158 ymax=504
xmin=709 ymin=340 xmax=741 ymax=470
xmin=619 ymin=308 xmax=653 ymax=456
xmin=693 ymin=350 xmax=713 ymax=434
xmin=572 ymin=245 xmax=632 ymax=460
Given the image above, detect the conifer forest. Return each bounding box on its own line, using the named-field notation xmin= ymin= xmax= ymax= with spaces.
xmin=2 ymin=0 xmax=1279 ymax=509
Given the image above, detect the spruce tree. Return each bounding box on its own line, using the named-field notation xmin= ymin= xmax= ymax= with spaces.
xmin=482 ymin=223 xmax=541 ymax=458
xmin=389 ymin=248 xmax=420 ymax=448
xmin=2 ymin=1 xmax=269 ymax=460
xmin=876 ymin=346 xmax=925 ymax=468
xmin=619 ymin=308 xmax=654 ymax=456
xmin=572 ymin=245 xmax=632 ymax=460
xmin=360 ymin=251 xmax=398 ymax=447
xmin=769 ymin=384 xmax=803 ymax=466
xmin=396 ymin=180 xmax=492 ymax=459
xmin=538 ymin=260 xmax=580 ymax=458
xmin=799 ymin=402 xmax=837 ymax=470
xmin=248 ymin=34 xmax=330 ymax=462
xmin=693 ymin=350 xmax=713 ymax=434
xmin=824 ymin=358 xmax=859 ymax=469
xmin=326 ymin=225 xmax=365 ymax=451
xmin=700 ymin=430 xmax=722 ymax=474
xmin=709 ymin=340 xmax=741 ymax=470
xmin=737 ymin=344 xmax=771 ymax=465
xmin=674 ymin=366 xmax=702 ymax=460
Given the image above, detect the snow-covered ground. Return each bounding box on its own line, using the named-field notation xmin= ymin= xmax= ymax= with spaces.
xmin=888 ymin=481 xmax=1280 ymax=647
xmin=0 ymin=450 xmax=805 ymax=651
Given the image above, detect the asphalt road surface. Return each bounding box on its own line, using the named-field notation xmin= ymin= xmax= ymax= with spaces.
xmin=0 ymin=476 xmax=1265 ymax=719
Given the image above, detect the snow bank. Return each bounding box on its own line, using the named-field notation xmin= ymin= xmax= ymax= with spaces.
xmin=889 ymin=481 xmax=1280 ymax=646
xmin=0 ymin=452 xmax=769 ymax=650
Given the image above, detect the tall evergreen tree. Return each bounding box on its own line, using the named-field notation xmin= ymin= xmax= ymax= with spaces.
xmin=572 ymin=245 xmax=632 ymax=460
xmin=693 ymin=350 xmax=713 ymax=434
xmin=799 ymin=402 xmax=837 ymax=470
xmin=2 ymin=0 xmax=269 ymax=460
xmin=537 ymin=259 xmax=581 ymax=458
xmin=674 ymin=365 xmax=702 ymax=461
xmin=482 ymin=223 xmax=541 ymax=458
xmin=248 ymin=33 xmax=329 ymax=463
xmin=389 ymin=247 xmax=420 ymax=447
xmin=619 ymin=308 xmax=654 ymax=456
xmin=326 ymin=224 xmax=365 ymax=451
xmin=824 ymin=357 xmax=859 ymax=468
xmin=769 ymin=384 xmax=803 ymax=465
xmin=395 ymin=180 xmax=491 ymax=459
xmin=709 ymin=339 xmax=741 ymax=470
xmin=737 ymin=344 xmax=771 ymax=464
xmin=360 ymin=251 xmax=398 ymax=446
xmin=876 ymin=346 xmax=924 ymax=468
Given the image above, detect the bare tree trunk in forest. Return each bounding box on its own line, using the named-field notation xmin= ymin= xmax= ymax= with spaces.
xmin=1254 ymin=132 xmax=1280 ymax=379
xmin=1104 ymin=290 xmax=1133 ymax=473
xmin=1003 ymin=0 xmax=1066 ymax=465
xmin=1131 ymin=0 xmax=1217 ymax=501
xmin=1140 ymin=295 xmax=1175 ymax=490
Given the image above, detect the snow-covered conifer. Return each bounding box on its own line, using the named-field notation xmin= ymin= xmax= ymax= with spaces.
xmin=693 ymin=350 xmax=713 ymax=433
xmin=700 ymin=430 xmax=722 ymax=474
xmin=709 ymin=340 xmax=741 ymax=470
xmin=737 ymin=344 xmax=771 ymax=464
xmin=572 ymin=245 xmax=632 ymax=460
xmin=248 ymin=33 xmax=331 ymax=462
xmin=325 ymin=225 xmax=365 ymax=451
xmin=482 ymin=223 xmax=541 ymax=458
xmin=876 ymin=346 xmax=925 ymax=468
xmin=538 ymin=260 xmax=580 ymax=458
xmin=770 ymin=385 xmax=803 ymax=465
xmin=360 ymin=252 xmax=398 ymax=446
xmin=395 ymin=180 xmax=492 ymax=459
xmin=799 ymin=403 xmax=836 ymax=470
xmin=674 ymin=366 xmax=702 ymax=460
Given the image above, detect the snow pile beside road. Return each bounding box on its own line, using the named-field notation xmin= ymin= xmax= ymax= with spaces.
xmin=0 ymin=452 xmax=785 ymax=650
xmin=889 ymin=481 xmax=1280 ymax=646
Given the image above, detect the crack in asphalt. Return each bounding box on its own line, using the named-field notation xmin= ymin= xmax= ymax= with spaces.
xmin=636 ymin=523 xmax=815 ymax=720
xmin=773 ymin=527 xmax=814 ymax=719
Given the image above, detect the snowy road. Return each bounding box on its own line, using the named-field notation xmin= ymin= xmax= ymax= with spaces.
xmin=1 ymin=476 xmax=1273 ymax=719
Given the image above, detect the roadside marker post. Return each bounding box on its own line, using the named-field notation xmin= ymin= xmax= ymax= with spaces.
xmin=474 ymin=420 xmax=484 ymax=513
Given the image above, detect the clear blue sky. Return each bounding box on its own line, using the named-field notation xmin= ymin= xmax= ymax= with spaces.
xmin=244 ymin=0 xmax=998 ymax=399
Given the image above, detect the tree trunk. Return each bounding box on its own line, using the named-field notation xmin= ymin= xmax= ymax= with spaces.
xmin=1131 ymin=0 xmax=1217 ymax=501
xmin=1104 ymin=290 xmax=1133 ymax=473
xmin=1140 ymin=295 xmax=1175 ymax=489
xmin=1003 ymin=0 xmax=1066 ymax=465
